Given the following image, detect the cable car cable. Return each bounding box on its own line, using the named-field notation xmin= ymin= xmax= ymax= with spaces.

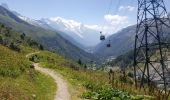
xmin=101 ymin=0 xmax=114 ymax=31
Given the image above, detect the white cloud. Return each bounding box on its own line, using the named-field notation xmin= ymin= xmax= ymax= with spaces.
xmin=119 ymin=6 xmax=135 ymax=12
xmin=84 ymin=25 xmax=101 ymax=31
xmin=101 ymin=14 xmax=130 ymax=35
xmin=104 ymin=14 xmax=128 ymax=25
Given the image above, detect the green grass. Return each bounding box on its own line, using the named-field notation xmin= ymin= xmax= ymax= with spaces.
xmin=30 ymin=71 xmax=56 ymax=100
xmin=20 ymin=45 xmax=38 ymax=55
xmin=0 ymin=72 xmax=56 ymax=100
xmin=0 ymin=45 xmax=29 ymax=77
xmin=0 ymin=45 xmax=56 ymax=100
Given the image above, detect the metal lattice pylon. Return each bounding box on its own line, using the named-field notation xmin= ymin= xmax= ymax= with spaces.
xmin=134 ymin=0 xmax=170 ymax=92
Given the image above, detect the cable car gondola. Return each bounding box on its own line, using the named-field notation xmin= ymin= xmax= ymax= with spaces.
xmin=107 ymin=40 xmax=111 ymax=47
xmin=100 ymin=31 xmax=105 ymax=40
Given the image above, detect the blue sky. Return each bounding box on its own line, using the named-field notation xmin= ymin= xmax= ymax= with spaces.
xmin=0 ymin=0 xmax=138 ymax=24
xmin=0 ymin=0 xmax=170 ymax=34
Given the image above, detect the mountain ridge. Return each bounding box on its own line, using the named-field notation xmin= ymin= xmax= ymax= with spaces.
xmin=0 ymin=5 xmax=98 ymax=63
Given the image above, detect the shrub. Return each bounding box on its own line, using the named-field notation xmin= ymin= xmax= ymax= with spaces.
xmin=0 ymin=36 xmax=3 ymax=44
xmin=0 ymin=68 xmax=20 ymax=78
xmin=83 ymin=82 xmax=101 ymax=91
xmin=9 ymin=42 xmax=20 ymax=52
xmin=20 ymin=33 xmax=26 ymax=40
xmin=81 ymin=88 xmax=143 ymax=100
xmin=39 ymin=44 xmax=44 ymax=50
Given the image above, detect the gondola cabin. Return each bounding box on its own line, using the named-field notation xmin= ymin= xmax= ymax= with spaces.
xmin=100 ymin=31 xmax=105 ymax=40
xmin=107 ymin=43 xmax=111 ymax=47
xmin=107 ymin=40 xmax=111 ymax=47
xmin=100 ymin=35 xmax=105 ymax=40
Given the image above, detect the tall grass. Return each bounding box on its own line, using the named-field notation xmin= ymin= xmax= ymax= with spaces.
xmin=0 ymin=45 xmax=56 ymax=100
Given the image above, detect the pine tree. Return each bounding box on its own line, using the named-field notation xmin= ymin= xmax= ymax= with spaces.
xmin=77 ymin=59 xmax=82 ymax=65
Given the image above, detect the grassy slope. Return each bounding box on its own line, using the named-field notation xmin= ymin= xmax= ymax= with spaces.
xmin=28 ymin=51 xmax=84 ymax=100
xmin=0 ymin=45 xmax=56 ymax=100
xmin=0 ymin=22 xmax=57 ymax=100
xmin=31 ymin=50 xmax=153 ymax=100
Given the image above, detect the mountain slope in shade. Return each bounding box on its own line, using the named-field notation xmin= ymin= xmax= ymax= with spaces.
xmin=94 ymin=25 xmax=136 ymax=58
xmin=0 ymin=5 xmax=98 ymax=63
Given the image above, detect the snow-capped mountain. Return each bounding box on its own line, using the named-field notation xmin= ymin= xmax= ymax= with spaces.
xmin=18 ymin=16 xmax=54 ymax=30
xmin=18 ymin=16 xmax=101 ymax=48
xmin=19 ymin=16 xmax=38 ymax=25
xmin=41 ymin=17 xmax=100 ymax=47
